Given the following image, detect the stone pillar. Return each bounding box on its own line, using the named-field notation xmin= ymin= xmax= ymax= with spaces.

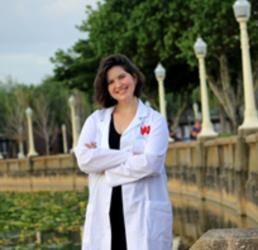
xmin=233 ymin=135 xmax=248 ymax=216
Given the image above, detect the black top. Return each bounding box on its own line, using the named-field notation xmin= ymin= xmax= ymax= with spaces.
xmin=109 ymin=115 xmax=127 ymax=250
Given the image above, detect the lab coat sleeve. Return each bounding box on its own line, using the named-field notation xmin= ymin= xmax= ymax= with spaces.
xmin=105 ymin=114 xmax=169 ymax=187
xmin=74 ymin=111 xmax=131 ymax=174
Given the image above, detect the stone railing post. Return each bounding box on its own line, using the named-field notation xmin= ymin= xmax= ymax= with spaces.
xmin=234 ymin=134 xmax=248 ymax=216
xmin=195 ymin=140 xmax=206 ymax=200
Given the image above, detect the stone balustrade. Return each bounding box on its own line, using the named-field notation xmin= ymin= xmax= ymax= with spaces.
xmin=1 ymin=132 xmax=258 ymax=248
xmin=0 ymin=133 xmax=257 ymax=211
xmin=0 ymin=154 xmax=86 ymax=191
xmin=166 ymin=133 xmax=258 ymax=222
xmin=166 ymin=132 xmax=258 ymax=248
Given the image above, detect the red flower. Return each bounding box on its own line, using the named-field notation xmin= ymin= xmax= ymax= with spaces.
xmin=140 ymin=125 xmax=151 ymax=135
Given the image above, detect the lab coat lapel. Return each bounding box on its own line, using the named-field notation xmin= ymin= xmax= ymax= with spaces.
xmin=97 ymin=107 xmax=114 ymax=149
xmin=97 ymin=100 xmax=149 ymax=147
xmin=123 ymin=99 xmax=149 ymax=136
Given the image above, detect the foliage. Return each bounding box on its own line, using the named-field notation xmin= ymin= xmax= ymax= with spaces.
xmin=32 ymin=78 xmax=71 ymax=127
xmin=51 ymin=0 xmax=198 ymax=108
xmin=50 ymin=40 xmax=99 ymax=95
xmin=176 ymin=0 xmax=258 ymax=130
xmin=0 ymin=76 xmax=93 ymax=155
xmin=0 ymin=83 xmax=33 ymax=142
xmin=0 ymin=190 xmax=87 ymax=249
xmin=0 ymin=87 xmax=9 ymax=134
xmin=32 ymin=79 xmax=71 ymax=155
xmin=50 ymin=0 xmax=258 ymax=132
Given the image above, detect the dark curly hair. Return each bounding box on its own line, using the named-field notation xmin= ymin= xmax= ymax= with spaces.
xmin=94 ymin=54 xmax=145 ymax=108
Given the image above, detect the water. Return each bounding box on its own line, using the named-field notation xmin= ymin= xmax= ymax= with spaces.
xmin=172 ymin=194 xmax=257 ymax=249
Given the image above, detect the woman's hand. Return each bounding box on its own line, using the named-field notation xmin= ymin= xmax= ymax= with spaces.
xmin=85 ymin=142 xmax=97 ymax=149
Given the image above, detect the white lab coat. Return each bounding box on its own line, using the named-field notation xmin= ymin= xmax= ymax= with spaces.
xmin=75 ymin=99 xmax=173 ymax=250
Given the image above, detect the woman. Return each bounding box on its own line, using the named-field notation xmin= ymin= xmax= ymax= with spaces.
xmin=75 ymin=54 xmax=173 ymax=250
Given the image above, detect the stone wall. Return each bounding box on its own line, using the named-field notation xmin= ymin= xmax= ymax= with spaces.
xmin=166 ymin=132 xmax=258 ymax=223
xmin=190 ymin=228 xmax=258 ymax=250
xmin=166 ymin=132 xmax=258 ymax=248
xmin=1 ymin=132 xmax=258 ymax=206
xmin=0 ymin=154 xmax=87 ymax=191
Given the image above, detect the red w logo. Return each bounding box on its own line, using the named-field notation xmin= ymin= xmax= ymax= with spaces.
xmin=140 ymin=125 xmax=151 ymax=135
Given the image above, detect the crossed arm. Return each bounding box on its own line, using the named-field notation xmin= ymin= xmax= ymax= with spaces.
xmin=75 ymin=113 xmax=169 ymax=187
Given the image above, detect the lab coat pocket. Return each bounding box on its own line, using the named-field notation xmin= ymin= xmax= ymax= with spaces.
xmin=147 ymin=201 xmax=172 ymax=242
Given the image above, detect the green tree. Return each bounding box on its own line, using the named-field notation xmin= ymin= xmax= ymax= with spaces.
xmin=0 ymin=87 xmax=8 ymax=134
xmin=32 ymin=78 xmax=71 ymax=154
xmin=50 ymin=0 xmax=258 ymax=132
xmin=50 ymin=40 xmax=99 ymax=94
xmin=177 ymin=0 xmax=258 ymax=131
xmin=51 ymin=0 xmax=198 ymax=116
xmin=2 ymin=84 xmax=32 ymax=157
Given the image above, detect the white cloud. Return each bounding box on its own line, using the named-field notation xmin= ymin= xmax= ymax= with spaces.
xmin=0 ymin=52 xmax=51 ymax=84
xmin=0 ymin=0 xmax=97 ymax=84
xmin=0 ymin=53 xmax=49 ymax=65
xmin=44 ymin=0 xmax=90 ymax=17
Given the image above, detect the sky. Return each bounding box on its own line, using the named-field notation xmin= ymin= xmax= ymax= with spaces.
xmin=0 ymin=0 xmax=97 ymax=85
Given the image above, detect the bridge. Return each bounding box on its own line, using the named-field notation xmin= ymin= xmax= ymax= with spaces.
xmin=1 ymin=131 xmax=258 ymax=248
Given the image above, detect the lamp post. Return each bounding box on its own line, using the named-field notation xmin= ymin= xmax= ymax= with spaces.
xmin=69 ymin=95 xmax=79 ymax=151
xmin=154 ymin=63 xmax=167 ymax=120
xmin=193 ymin=102 xmax=201 ymax=121
xmin=194 ymin=37 xmax=217 ymax=138
xmin=25 ymin=107 xmax=38 ymax=157
xmin=61 ymin=124 xmax=68 ymax=154
xmin=17 ymin=126 xmax=25 ymax=159
xmin=233 ymin=0 xmax=258 ymax=130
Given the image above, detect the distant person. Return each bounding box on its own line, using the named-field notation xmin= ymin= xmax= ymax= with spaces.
xmin=190 ymin=120 xmax=202 ymax=140
xmin=75 ymin=54 xmax=173 ymax=250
